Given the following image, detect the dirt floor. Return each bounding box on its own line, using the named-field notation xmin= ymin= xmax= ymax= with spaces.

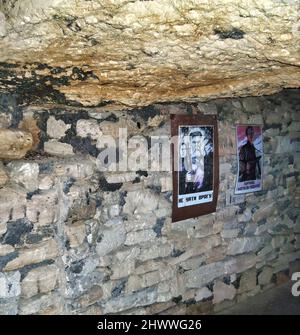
xmin=216 ymin=282 xmax=300 ymax=315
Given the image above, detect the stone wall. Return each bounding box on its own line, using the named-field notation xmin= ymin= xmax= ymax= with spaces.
xmin=0 ymin=89 xmax=299 ymax=315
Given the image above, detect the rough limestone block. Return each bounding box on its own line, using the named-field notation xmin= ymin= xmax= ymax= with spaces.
xmin=0 ymin=271 xmax=21 ymax=299
xmin=0 ymin=112 xmax=11 ymax=128
xmin=0 ymin=161 xmax=8 ymax=186
xmin=227 ymin=237 xmax=265 ymax=256
xmin=138 ymin=243 xmax=173 ymax=262
xmin=38 ymin=175 xmax=54 ymax=190
xmin=123 ymin=189 xmax=159 ymax=215
xmin=0 ymin=221 xmax=7 ymax=236
xmin=26 ymin=190 xmax=58 ymax=226
xmin=54 ymin=161 xmax=95 ymax=179
xmin=47 ymin=116 xmax=71 ymax=139
xmin=124 ymin=214 xmax=157 ymax=233
xmin=44 ymin=140 xmax=74 ymax=157
xmin=0 ymin=297 xmax=18 ymax=315
xmin=195 ymin=287 xmax=213 ymax=302
xmin=213 ymin=281 xmax=236 ymax=304
xmin=276 ymin=270 xmax=290 ymax=286
xmin=125 ymin=229 xmax=156 ymax=246
xmin=0 ymin=128 xmax=33 ymax=159
xmin=0 ymin=187 xmax=27 ymax=224
xmin=0 ymin=244 xmax=15 ymax=256
xmin=185 ymin=262 xmax=226 ymax=288
xmin=4 ymin=239 xmax=59 ymax=271
xmin=77 ymin=285 xmax=103 ymax=308
xmin=110 ymin=261 xmax=135 ymax=280
xmin=7 ymin=161 xmax=39 ymax=192
xmin=21 ymin=265 xmax=59 ymax=298
xmin=76 ymin=119 xmax=102 ymax=140
xmin=96 ymin=223 xmax=126 ymax=257
xmin=18 ymin=115 xmax=41 ymax=150
xmin=18 ymin=292 xmax=63 ymax=315
xmin=103 ymin=287 xmax=158 ymax=314
xmin=224 ymin=254 xmax=257 ymax=275
xmin=238 ymin=268 xmax=257 ymax=293
xmin=65 ymin=222 xmax=86 ymax=248
xmin=258 ymin=266 xmax=273 ymax=286
xmin=114 ymin=248 xmax=140 ymax=266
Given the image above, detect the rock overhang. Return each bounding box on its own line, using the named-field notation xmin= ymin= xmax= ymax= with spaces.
xmin=0 ymin=0 xmax=299 ymax=110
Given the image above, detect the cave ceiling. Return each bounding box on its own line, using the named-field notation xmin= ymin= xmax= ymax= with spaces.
xmin=0 ymin=0 xmax=299 ymax=111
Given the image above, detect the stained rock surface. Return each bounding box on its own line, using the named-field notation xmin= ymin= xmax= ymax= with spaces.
xmin=0 ymin=0 xmax=299 ymax=109
xmin=0 ymin=129 xmax=33 ymax=159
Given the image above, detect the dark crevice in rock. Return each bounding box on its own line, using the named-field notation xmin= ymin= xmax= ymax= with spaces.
xmin=130 ymin=105 xmax=158 ymax=122
xmin=119 ymin=191 xmax=127 ymax=207
xmin=132 ymin=176 xmax=141 ymax=184
xmin=111 ymin=279 xmax=127 ymax=298
xmin=0 ymin=252 xmax=19 ymax=272
xmin=136 ymin=170 xmax=148 ymax=177
xmin=0 ymin=218 xmax=33 ymax=246
xmin=68 ymin=136 xmax=100 ymax=157
xmin=171 ymin=248 xmax=185 ymax=258
xmin=102 ymin=113 xmax=119 ymax=123
xmin=99 ymin=176 xmax=123 ymax=192
xmin=69 ymin=260 xmax=84 ymax=274
xmin=0 ymin=62 xmax=87 ymax=106
xmin=172 ymin=295 xmax=182 ymax=304
xmin=26 ymin=190 xmax=40 ymax=200
xmin=19 ymin=260 xmax=55 ymax=280
xmin=153 ymin=217 xmax=165 ymax=237
xmin=63 ymin=178 xmax=76 ymax=194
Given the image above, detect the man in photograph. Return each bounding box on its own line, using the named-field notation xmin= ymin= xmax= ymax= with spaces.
xmin=239 ymin=126 xmax=261 ymax=181
xmin=179 ymin=127 xmax=213 ymax=195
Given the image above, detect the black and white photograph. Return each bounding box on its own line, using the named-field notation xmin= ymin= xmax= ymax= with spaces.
xmin=178 ymin=126 xmax=214 ymax=208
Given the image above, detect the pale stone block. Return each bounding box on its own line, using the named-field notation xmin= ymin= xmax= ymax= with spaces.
xmin=19 ymin=292 xmax=63 ymax=315
xmin=0 ymin=129 xmax=33 ymax=159
xmin=47 ymin=116 xmax=71 ymax=139
xmin=238 ymin=268 xmax=257 ymax=293
xmin=227 ymin=237 xmax=266 ymax=256
xmin=4 ymin=239 xmax=59 ymax=271
xmin=96 ymin=223 xmax=126 ymax=257
xmin=258 ymin=266 xmax=273 ymax=286
xmin=0 ymin=161 xmax=8 ymax=186
xmin=195 ymin=287 xmax=213 ymax=302
xmin=0 ymin=271 xmax=21 ymax=299
xmin=8 ymin=161 xmax=39 ymax=192
xmin=26 ymin=190 xmax=58 ymax=226
xmin=44 ymin=140 xmax=74 ymax=157
xmin=39 ymin=175 xmax=54 ymax=190
xmin=125 ymin=229 xmax=156 ymax=246
xmin=138 ymin=243 xmax=173 ymax=262
xmin=65 ymin=222 xmax=86 ymax=248
xmin=103 ymin=287 xmax=157 ymax=314
xmin=213 ymin=281 xmax=236 ymax=304
xmin=123 ymin=189 xmax=159 ymax=215
xmin=0 ymin=187 xmax=27 ymax=224
xmin=21 ymin=265 xmax=59 ymax=298
xmin=76 ymin=119 xmax=102 ymax=140
xmin=0 ymin=244 xmax=15 ymax=256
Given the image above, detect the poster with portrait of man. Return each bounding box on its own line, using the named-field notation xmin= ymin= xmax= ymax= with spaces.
xmin=171 ymin=114 xmax=219 ymax=222
xmin=235 ymin=124 xmax=263 ymax=194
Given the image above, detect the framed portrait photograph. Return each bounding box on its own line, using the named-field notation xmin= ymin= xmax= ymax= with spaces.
xmin=235 ymin=124 xmax=263 ymax=194
xmin=171 ymin=114 xmax=219 ymax=222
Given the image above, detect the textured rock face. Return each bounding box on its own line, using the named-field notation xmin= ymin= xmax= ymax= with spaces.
xmin=0 ymin=129 xmax=33 ymax=159
xmin=0 ymin=90 xmax=299 ymax=315
xmin=0 ymin=0 xmax=299 ymax=109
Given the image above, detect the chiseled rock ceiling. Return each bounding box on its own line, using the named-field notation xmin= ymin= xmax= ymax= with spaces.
xmin=0 ymin=0 xmax=299 ymax=110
